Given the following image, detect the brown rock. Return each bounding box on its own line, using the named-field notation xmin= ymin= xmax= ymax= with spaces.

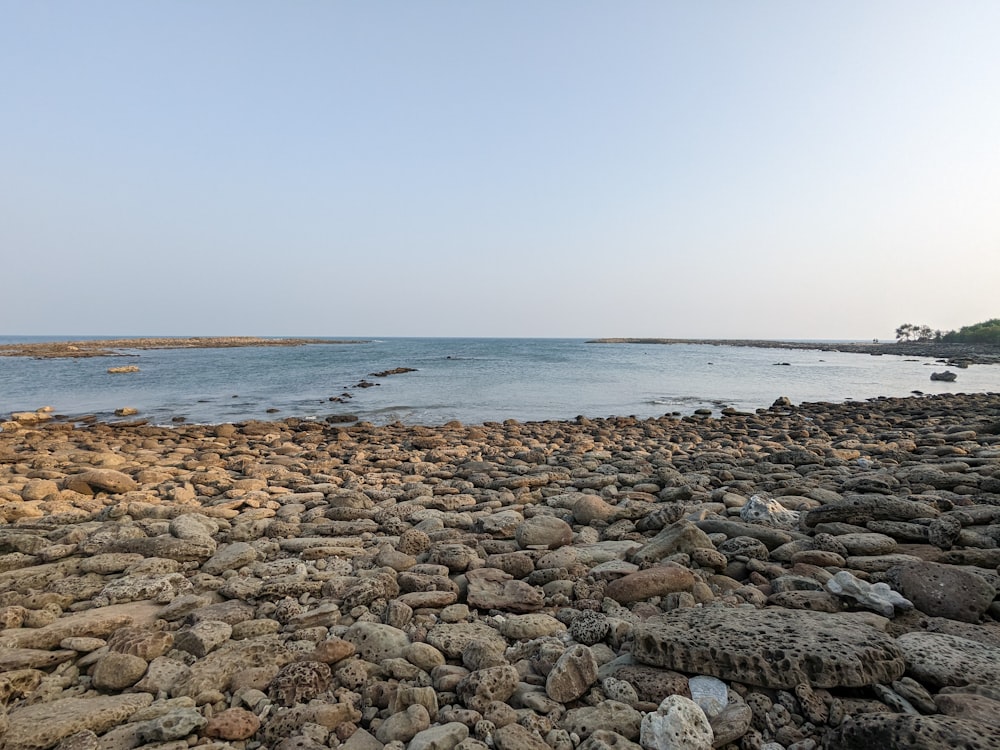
xmin=546 ymin=644 xmax=598 ymax=703
xmin=465 ymin=567 xmax=544 ymax=613
xmin=204 ymin=708 xmax=261 ymax=740
xmin=2 ymin=694 xmax=153 ymax=750
xmin=888 ymin=561 xmax=996 ymax=623
xmin=92 ymin=653 xmax=148 ymax=691
xmin=604 ymin=562 xmax=695 ymax=604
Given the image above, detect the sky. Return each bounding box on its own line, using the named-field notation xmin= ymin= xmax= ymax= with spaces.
xmin=2 ymin=2 xmax=998 ymax=339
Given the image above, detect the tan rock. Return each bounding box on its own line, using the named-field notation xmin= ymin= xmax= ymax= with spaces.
xmin=604 ymin=563 xmax=696 ymax=603
xmin=3 ymin=693 xmax=153 ymax=750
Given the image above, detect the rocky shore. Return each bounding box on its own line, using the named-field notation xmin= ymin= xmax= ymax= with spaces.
xmin=1 ymin=393 xmax=1000 ymax=750
xmin=587 ymin=339 xmax=1000 ymax=367
xmin=0 ymin=338 xmax=368 ymax=359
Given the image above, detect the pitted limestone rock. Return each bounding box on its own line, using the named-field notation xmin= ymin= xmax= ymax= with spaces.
xmin=570 ymin=610 xmax=611 ymax=646
xmin=897 ymin=631 xmax=1000 ymax=687
xmin=267 ymin=661 xmax=332 ymax=706
xmin=457 ymin=665 xmax=519 ymax=712
xmin=639 ymin=695 xmax=713 ymax=750
xmin=824 ymin=712 xmax=1000 ymax=750
xmin=562 ymin=701 xmax=643 ymax=741
xmin=105 ymin=627 xmax=174 ymax=660
xmin=93 ymin=573 xmax=193 ymax=606
xmin=632 ymin=608 xmax=904 ymax=689
xmin=546 ymin=644 xmax=598 ymax=703
xmin=172 ymin=634 xmax=294 ymax=698
xmin=343 ymin=622 xmax=410 ymax=663
xmin=465 ymin=567 xmax=544 ymax=613
xmin=2 ymin=693 xmax=153 ymax=750
xmin=887 ymin=561 xmax=996 ymax=623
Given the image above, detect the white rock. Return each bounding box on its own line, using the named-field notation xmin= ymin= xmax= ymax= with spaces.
xmin=640 ymin=695 xmax=713 ymax=750
xmin=826 ymin=570 xmax=912 ymax=617
xmin=739 ymin=495 xmax=800 ymax=530
xmin=688 ymin=675 xmax=728 ymax=718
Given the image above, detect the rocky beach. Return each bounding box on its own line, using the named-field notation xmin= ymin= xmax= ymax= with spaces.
xmin=1 ymin=392 xmax=1000 ymax=750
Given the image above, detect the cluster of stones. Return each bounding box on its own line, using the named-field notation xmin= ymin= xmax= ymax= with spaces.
xmin=0 ymin=392 xmax=998 ymax=750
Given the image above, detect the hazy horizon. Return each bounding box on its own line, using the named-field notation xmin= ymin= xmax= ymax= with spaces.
xmin=3 ymin=2 xmax=998 ymax=339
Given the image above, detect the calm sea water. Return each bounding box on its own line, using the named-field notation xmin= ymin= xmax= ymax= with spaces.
xmin=2 ymin=337 xmax=999 ymax=426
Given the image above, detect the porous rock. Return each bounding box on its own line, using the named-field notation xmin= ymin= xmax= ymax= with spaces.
xmin=888 ymin=561 xmax=996 ymax=623
xmin=632 ymin=608 xmax=904 ymax=689
xmin=2 ymin=693 xmax=153 ymax=750
xmin=823 ymin=712 xmax=1000 ymax=750
xmin=896 ymin=631 xmax=1000 ymax=687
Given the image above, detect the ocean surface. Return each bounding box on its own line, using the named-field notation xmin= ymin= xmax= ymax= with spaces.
xmin=2 ymin=337 xmax=999 ymax=426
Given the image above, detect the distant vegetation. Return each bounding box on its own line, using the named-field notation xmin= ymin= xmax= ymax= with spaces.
xmin=896 ymin=319 xmax=1000 ymax=344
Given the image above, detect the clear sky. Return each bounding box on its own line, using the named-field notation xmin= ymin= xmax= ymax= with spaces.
xmin=2 ymin=2 xmax=998 ymax=339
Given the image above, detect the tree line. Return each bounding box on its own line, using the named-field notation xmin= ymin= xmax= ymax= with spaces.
xmin=896 ymin=319 xmax=1000 ymax=344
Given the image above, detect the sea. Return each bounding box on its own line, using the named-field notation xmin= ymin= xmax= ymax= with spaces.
xmin=2 ymin=337 xmax=999 ymax=427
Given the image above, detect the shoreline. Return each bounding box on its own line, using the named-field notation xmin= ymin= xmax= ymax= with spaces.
xmin=0 ymin=336 xmax=370 ymax=359
xmin=0 ymin=391 xmax=998 ymax=747
xmin=587 ymin=338 xmax=1000 ymax=366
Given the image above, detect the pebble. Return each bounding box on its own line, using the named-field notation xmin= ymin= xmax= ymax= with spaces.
xmin=0 ymin=392 xmax=996 ymax=750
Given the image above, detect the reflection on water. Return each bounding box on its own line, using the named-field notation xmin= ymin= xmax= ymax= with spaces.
xmin=2 ymin=338 xmax=999 ymax=426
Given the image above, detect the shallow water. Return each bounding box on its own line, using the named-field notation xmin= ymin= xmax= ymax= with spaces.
xmin=2 ymin=337 xmax=998 ymax=425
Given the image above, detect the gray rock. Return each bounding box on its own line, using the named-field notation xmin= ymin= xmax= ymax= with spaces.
xmin=823 ymin=712 xmax=1000 ymax=750
xmin=897 ymin=631 xmax=1000 ymax=687
xmin=408 ymin=722 xmax=471 ymax=750
xmin=630 ymin=521 xmax=715 ymax=565
xmin=632 ymin=608 xmax=904 ymax=689
xmin=825 ymin=570 xmax=913 ymax=617
xmin=887 ymin=561 xmax=996 ymax=623
xmin=639 ymin=695 xmax=713 ymax=750
xmin=562 ymin=701 xmax=643 ymax=741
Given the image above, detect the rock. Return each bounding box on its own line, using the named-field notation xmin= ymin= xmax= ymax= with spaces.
xmin=740 ymin=495 xmax=800 ymax=530
xmin=546 ymin=644 xmax=598 ymax=702
xmin=897 ymin=631 xmax=1000 ymax=687
xmin=570 ymin=610 xmax=611 ymax=646
xmin=516 ymin=515 xmax=574 ymax=549
xmin=562 ymin=701 xmax=643 ymax=741
xmin=92 ymin=652 xmax=148 ymax=691
xmin=632 ymin=608 xmax=905 ymax=689
xmin=803 ymin=496 xmax=939 ymax=527
xmin=687 ymin=676 xmax=728 ymax=718
xmin=138 ymin=707 xmax=207 ymax=742
xmin=824 ymin=712 xmax=1000 ymax=749
xmin=887 ymin=561 xmax=996 ymax=623
xmin=494 ymin=722 xmax=550 ymax=750
xmin=267 ymin=661 xmax=333 ymax=706
xmin=62 ymin=469 xmax=138 ymax=495
xmin=930 ymin=371 xmax=958 ymax=381
xmin=173 ymin=619 xmax=233 ymax=657
xmin=204 ymin=707 xmax=261 ymax=740
xmin=465 ymin=567 xmax=544 ymax=613
xmin=457 ymin=665 xmax=519 ymax=712
xmin=499 ymin=613 xmax=566 ymax=639
xmin=375 ymin=703 xmax=431 ymax=743
xmin=639 ymin=695 xmax=713 ymax=750
xmin=408 ymin=722 xmax=471 ymax=750
xmin=2 ymin=694 xmax=153 ymax=750
xmin=202 ymin=542 xmax=258 ymax=575
xmin=631 ymin=521 xmax=716 ymax=565
xmin=343 ymin=622 xmax=410 ymax=662
xmin=604 ymin=563 xmax=695 ymax=604
xmin=934 ymin=692 xmax=1000 ymax=730
xmin=825 ymin=570 xmax=913 ymax=617
xmin=709 ymin=702 xmax=753 ymax=746
xmin=580 ymin=730 xmax=644 ymax=750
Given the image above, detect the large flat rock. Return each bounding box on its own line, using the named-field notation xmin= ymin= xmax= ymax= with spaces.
xmin=631 ymin=607 xmax=904 ymax=689
xmin=823 ymin=712 xmax=1000 ymax=750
